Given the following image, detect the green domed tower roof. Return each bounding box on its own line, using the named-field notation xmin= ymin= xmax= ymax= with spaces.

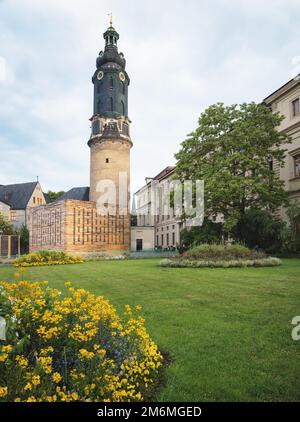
xmin=92 ymin=19 xmax=129 ymax=119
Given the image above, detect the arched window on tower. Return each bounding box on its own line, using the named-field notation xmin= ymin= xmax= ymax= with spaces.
xmin=110 ymin=97 xmax=114 ymax=112
xmin=110 ymin=76 xmax=114 ymax=89
xmin=121 ymin=100 xmax=125 ymax=116
xmin=97 ymin=99 xmax=102 ymax=114
xmin=120 ymin=81 xmax=125 ymax=95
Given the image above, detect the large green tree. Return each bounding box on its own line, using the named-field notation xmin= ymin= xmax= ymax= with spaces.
xmin=46 ymin=190 xmax=65 ymax=203
xmin=175 ymin=102 xmax=290 ymax=231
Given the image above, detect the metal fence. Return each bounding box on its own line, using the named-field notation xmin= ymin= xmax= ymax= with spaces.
xmin=130 ymin=249 xmax=179 ymax=259
xmin=0 ymin=235 xmax=20 ymax=258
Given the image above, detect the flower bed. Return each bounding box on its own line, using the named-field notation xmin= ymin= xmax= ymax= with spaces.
xmin=160 ymin=244 xmax=282 ymax=268
xmin=0 ymin=281 xmax=163 ymax=402
xmin=183 ymin=243 xmax=265 ymax=261
xmin=14 ymin=250 xmax=84 ymax=267
xmin=160 ymin=257 xmax=282 ymax=268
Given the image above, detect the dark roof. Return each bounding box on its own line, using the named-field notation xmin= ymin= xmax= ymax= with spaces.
xmin=43 ymin=193 xmax=51 ymax=204
xmin=57 ymin=187 xmax=90 ymax=202
xmin=153 ymin=166 xmax=175 ymax=181
xmin=0 ymin=182 xmax=38 ymax=210
xmin=135 ymin=166 xmax=176 ymax=195
xmin=0 ymin=198 xmax=10 ymax=207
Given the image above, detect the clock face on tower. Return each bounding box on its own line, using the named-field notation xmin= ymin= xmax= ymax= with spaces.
xmin=97 ymin=71 xmax=104 ymax=81
xmin=119 ymin=72 xmax=125 ymax=82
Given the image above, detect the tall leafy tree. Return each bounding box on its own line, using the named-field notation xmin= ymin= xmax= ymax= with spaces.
xmin=46 ymin=191 xmax=65 ymax=203
xmin=175 ymin=102 xmax=290 ymax=231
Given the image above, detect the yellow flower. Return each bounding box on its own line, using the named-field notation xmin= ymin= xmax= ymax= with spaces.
xmin=2 ymin=345 xmax=13 ymax=353
xmin=0 ymin=354 xmax=9 ymax=362
xmin=32 ymin=375 xmax=41 ymax=386
xmin=52 ymin=372 xmax=62 ymax=383
xmin=0 ymin=387 xmax=8 ymax=397
xmin=79 ymin=349 xmax=94 ymax=360
xmin=14 ymin=272 xmax=20 ymax=278
xmin=24 ymin=383 xmax=32 ymax=391
xmin=71 ymin=392 xmax=79 ymax=401
xmin=15 ymin=355 xmax=29 ymax=368
xmin=38 ymin=356 xmax=52 ymax=374
xmin=135 ymin=305 xmax=142 ymax=311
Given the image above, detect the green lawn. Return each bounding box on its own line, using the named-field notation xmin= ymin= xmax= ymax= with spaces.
xmin=1 ymin=259 xmax=299 ymax=402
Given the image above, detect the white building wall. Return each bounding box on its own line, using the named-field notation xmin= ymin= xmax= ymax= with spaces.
xmin=131 ymin=227 xmax=155 ymax=251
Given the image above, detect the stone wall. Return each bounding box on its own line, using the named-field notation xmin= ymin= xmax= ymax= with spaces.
xmin=28 ymin=199 xmax=131 ymax=254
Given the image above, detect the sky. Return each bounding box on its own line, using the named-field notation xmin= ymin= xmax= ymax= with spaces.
xmin=0 ymin=0 xmax=300 ymax=195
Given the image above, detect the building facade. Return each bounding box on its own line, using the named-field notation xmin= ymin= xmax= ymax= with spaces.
xmin=0 ymin=182 xmax=46 ymax=229
xmin=264 ymin=75 xmax=300 ymax=217
xmin=133 ymin=167 xmax=181 ymax=251
xmin=28 ymin=22 xmax=132 ymax=254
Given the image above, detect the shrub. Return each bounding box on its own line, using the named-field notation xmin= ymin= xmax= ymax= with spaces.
xmin=14 ymin=250 xmax=83 ymax=267
xmin=183 ymin=243 xmax=265 ymax=261
xmin=234 ymin=208 xmax=284 ymax=253
xmin=0 ymin=281 xmax=163 ymax=402
xmin=160 ymin=257 xmax=282 ymax=268
xmin=14 ymin=224 xmax=29 ymax=254
xmin=180 ymin=219 xmax=223 ymax=252
xmin=0 ymin=218 xmax=13 ymax=235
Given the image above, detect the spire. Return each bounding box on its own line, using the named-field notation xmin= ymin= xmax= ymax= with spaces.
xmin=103 ymin=15 xmax=119 ymax=49
xmin=108 ymin=12 xmax=113 ymax=27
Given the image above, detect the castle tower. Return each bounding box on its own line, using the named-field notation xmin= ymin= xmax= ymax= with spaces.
xmin=88 ymin=20 xmax=132 ymax=250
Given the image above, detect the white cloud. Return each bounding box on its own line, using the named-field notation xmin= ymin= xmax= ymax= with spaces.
xmin=0 ymin=0 xmax=299 ymax=195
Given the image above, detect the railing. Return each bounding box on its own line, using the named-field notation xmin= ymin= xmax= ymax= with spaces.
xmin=130 ymin=249 xmax=179 ymax=259
xmin=0 ymin=235 xmax=21 ymax=258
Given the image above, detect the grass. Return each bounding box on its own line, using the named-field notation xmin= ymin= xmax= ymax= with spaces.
xmin=1 ymin=259 xmax=300 ymax=402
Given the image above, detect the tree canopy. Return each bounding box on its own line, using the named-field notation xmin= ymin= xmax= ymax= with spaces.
xmin=175 ymin=102 xmax=290 ymax=230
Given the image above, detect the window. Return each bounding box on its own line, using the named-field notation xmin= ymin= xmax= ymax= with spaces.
xmin=172 ymin=232 xmax=175 ymax=245
xmin=97 ymin=99 xmax=102 ymax=114
xmin=294 ymin=154 xmax=300 ymax=177
xmin=110 ymin=97 xmax=114 ymax=112
xmin=269 ymin=159 xmax=273 ymax=171
xmin=121 ymin=100 xmax=125 ymax=116
xmin=120 ymin=81 xmax=125 ymax=95
xmin=122 ymin=122 xmax=129 ymax=136
xmin=110 ymin=76 xmax=114 ymax=89
xmin=92 ymin=120 xmax=100 ymax=135
xmin=106 ymin=158 xmax=109 ymax=163
xmin=292 ymin=98 xmax=300 ymax=116
xmin=161 ymin=234 xmax=164 ymax=246
xmin=9 ymin=211 xmax=17 ymax=222
xmin=33 ymin=197 xmax=36 ymax=204
xmin=167 ymin=233 xmax=169 ymax=246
